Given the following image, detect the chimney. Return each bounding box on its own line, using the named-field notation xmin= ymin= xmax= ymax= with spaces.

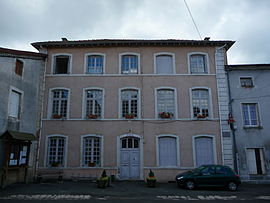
xmin=61 ymin=38 xmax=68 ymax=41
xmin=204 ymin=37 xmax=210 ymax=41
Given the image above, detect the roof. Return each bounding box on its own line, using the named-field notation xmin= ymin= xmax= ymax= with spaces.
xmin=0 ymin=47 xmax=47 ymax=59
xmin=32 ymin=39 xmax=235 ymax=51
xmin=226 ymin=64 xmax=270 ymax=71
xmin=0 ymin=130 xmax=36 ymax=141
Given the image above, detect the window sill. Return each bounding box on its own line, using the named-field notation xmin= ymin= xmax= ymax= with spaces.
xmin=243 ymin=126 xmax=263 ymax=129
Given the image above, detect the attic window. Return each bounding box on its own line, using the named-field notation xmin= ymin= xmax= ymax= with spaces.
xmin=53 ymin=55 xmax=71 ymax=74
xmin=240 ymin=77 xmax=254 ymax=88
xmin=15 ymin=59 xmax=23 ymax=76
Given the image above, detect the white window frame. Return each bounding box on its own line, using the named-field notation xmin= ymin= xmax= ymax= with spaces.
xmin=192 ymin=135 xmax=217 ymax=167
xmin=156 ymin=134 xmax=180 ymax=168
xmin=189 ymin=87 xmax=213 ymax=119
xmin=155 ymin=87 xmax=178 ymax=119
xmin=241 ymin=102 xmax=261 ymax=127
xmin=187 ymin=52 xmax=209 ymax=74
xmin=119 ymin=87 xmax=141 ymax=119
xmin=239 ymin=76 xmax=254 ymax=88
xmin=8 ymin=86 xmax=24 ymax=120
xmin=45 ymin=134 xmax=68 ymax=168
xmin=82 ymin=87 xmax=104 ymax=119
xmin=119 ymin=52 xmax=140 ymax=74
xmin=47 ymin=87 xmax=71 ymax=119
xmin=84 ymin=53 xmax=105 ymax=74
xmin=51 ymin=53 xmax=72 ymax=75
xmin=154 ymin=52 xmax=176 ymax=74
xmin=80 ymin=134 xmax=104 ymax=167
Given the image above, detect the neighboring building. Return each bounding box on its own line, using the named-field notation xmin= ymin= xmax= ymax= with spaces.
xmin=32 ymin=39 xmax=234 ymax=181
xmin=226 ymin=64 xmax=270 ymax=183
xmin=0 ymin=47 xmax=46 ymax=187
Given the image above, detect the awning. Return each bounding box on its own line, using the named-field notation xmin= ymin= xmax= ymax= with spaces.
xmin=0 ymin=130 xmax=37 ymax=141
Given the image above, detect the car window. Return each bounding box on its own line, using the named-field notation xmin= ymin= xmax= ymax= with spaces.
xmin=201 ymin=166 xmax=215 ymax=175
xmin=216 ymin=166 xmax=233 ymax=175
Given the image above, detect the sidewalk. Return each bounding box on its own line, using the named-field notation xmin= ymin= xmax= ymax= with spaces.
xmin=0 ymin=180 xmax=270 ymax=201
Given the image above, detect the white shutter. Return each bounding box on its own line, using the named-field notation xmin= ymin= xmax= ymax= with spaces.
xmin=246 ymin=149 xmax=257 ymax=174
xmin=9 ymin=90 xmax=21 ymax=118
xmin=195 ymin=137 xmax=214 ymax=167
xmin=156 ymin=55 xmax=173 ymax=74
xmin=159 ymin=137 xmax=177 ymax=166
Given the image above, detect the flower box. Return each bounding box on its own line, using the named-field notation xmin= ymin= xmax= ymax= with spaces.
xmin=125 ymin=114 xmax=135 ymax=119
xmin=88 ymin=162 xmax=96 ymax=167
xmin=159 ymin=112 xmax=173 ymax=119
xmin=53 ymin=114 xmax=62 ymax=119
xmin=88 ymin=114 xmax=98 ymax=119
xmin=51 ymin=162 xmax=60 ymax=167
xmin=196 ymin=114 xmax=206 ymax=119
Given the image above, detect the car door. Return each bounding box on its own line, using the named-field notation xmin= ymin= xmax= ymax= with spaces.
xmin=196 ymin=166 xmax=216 ymax=186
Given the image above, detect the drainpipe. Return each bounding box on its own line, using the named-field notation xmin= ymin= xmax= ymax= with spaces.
xmin=225 ymin=69 xmax=239 ymax=174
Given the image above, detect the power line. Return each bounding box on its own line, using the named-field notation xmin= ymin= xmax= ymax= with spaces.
xmin=183 ymin=0 xmax=202 ymax=40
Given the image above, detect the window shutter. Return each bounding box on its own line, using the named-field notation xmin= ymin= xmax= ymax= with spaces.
xmin=159 ymin=137 xmax=177 ymax=166
xmin=195 ymin=137 xmax=214 ymax=167
xmin=9 ymin=91 xmax=21 ymax=118
xmin=156 ymin=55 xmax=173 ymax=74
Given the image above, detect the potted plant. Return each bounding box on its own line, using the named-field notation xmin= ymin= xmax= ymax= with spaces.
xmin=146 ymin=169 xmax=156 ymax=188
xmin=97 ymin=170 xmax=110 ymax=188
xmin=53 ymin=114 xmax=62 ymax=119
xmin=88 ymin=114 xmax=98 ymax=119
xmin=51 ymin=161 xmax=60 ymax=167
xmin=125 ymin=113 xmax=135 ymax=119
xmin=196 ymin=114 xmax=206 ymax=119
xmin=88 ymin=162 xmax=96 ymax=167
xmin=159 ymin=112 xmax=173 ymax=119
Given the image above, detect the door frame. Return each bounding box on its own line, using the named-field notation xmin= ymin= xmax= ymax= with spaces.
xmin=117 ymin=133 xmax=143 ymax=180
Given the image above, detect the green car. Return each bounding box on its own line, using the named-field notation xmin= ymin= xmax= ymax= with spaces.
xmin=175 ymin=165 xmax=241 ymax=191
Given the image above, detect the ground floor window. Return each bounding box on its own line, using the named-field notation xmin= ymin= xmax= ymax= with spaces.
xmin=158 ymin=136 xmax=177 ymax=167
xmin=82 ymin=136 xmax=101 ymax=167
xmin=246 ymin=148 xmax=266 ymax=175
xmin=194 ymin=136 xmax=214 ymax=167
xmin=47 ymin=136 xmax=66 ymax=167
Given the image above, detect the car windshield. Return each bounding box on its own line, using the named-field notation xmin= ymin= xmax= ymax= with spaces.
xmin=192 ymin=166 xmax=206 ymax=173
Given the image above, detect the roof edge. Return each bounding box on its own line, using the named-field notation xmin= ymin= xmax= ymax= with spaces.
xmin=0 ymin=47 xmax=47 ymax=59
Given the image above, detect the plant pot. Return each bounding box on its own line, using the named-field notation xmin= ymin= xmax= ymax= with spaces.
xmin=125 ymin=115 xmax=135 ymax=119
xmin=147 ymin=178 xmax=156 ymax=188
xmin=88 ymin=114 xmax=98 ymax=119
xmin=159 ymin=112 xmax=172 ymax=119
xmin=88 ymin=162 xmax=96 ymax=167
xmin=51 ymin=162 xmax=60 ymax=167
xmin=53 ymin=114 xmax=62 ymax=119
xmin=97 ymin=177 xmax=109 ymax=188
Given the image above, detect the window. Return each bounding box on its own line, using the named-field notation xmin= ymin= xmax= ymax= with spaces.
xmin=240 ymin=77 xmax=254 ymax=87
xmin=8 ymin=90 xmax=22 ymax=119
xmin=86 ymin=55 xmax=104 ymax=74
xmin=85 ymin=89 xmax=103 ymax=119
xmin=192 ymin=89 xmax=209 ymax=118
xmin=121 ymin=89 xmax=139 ymax=118
xmin=189 ymin=54 xmax=207 ymax=74
xmin=157 ymin=89 xmax=175 ymax=119
xmin=246 ymin=148 xmax=266 ymax=174
xmin=155 ymin=54 xmax=174 ymax=74
xmin=51 ymin=89 xmax=69 ymax=119
xmin=47 ymin=136 xmax=66 ymax=167
xmin=15 ymin=59 xmax=23 ymax=76
xmin=242 ymin=103 xmax=259 ymax=126
xmin=53 ymin=54 xmax=71 ymax=74
xmin=121 ymin=54 xmax=138 ymax=74
xmin=121 ymin=137 xmax=139 ymax=148
xmin=194 ymin=136 xmax=214 ymax=167
xmin=82 ymin=136 xmax=101 ymax=167
xmin=158 ymin=137 xmax=177 ymax=166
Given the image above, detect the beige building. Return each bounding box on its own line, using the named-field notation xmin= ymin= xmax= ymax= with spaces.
xmin=32 ymin=39 xmax=235 ymax=181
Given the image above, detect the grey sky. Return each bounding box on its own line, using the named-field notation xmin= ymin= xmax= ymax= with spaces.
xmin=0 ymin=0 xmax=269 ymax=64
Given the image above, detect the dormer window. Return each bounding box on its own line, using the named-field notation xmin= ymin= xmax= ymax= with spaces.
xmin=53 ymin=54 xmax=71 ymax=74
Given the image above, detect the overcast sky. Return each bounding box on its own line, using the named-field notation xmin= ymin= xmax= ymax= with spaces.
xmin=0 ymin=0 xmax=269 ymax=64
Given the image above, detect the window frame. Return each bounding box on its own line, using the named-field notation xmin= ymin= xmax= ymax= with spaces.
xmin=119 ymin=87 xmax=141 ymax=119
xmin=119 ymin=52 xmax=140 ymax=74
xmin=156 ymin=134 xmax=180 ymax=168
xmin=155 ymin=87 xmax=178 ymax=119
xmin=84 ymin=53 xmax=105 ymax=74
xmin=80 ymin=134 xmax=103 ymax=167
xmin=48 ymin=87 xmax=70 ymax=119
xmin=190 ymin=87 xmax=213 ymax=119
xmin=45 ymin=134 xmax=68 ymax=168
xmin=154 ymin=52 xmax=176 ymax=74
xmin=8 ymin=86 xmax=24 ymax=120
xmin=188 ymin=52 xmax=209 ymax=74
xmin=51 ymin=53 xmax=72 ymax=75
xmin=241 ymin=102 xmax=261 ymax=127
xmin=82 ymin=87 xmax=104 ymax=119
xmin=239 ymin=76 xmax=254 ymax=88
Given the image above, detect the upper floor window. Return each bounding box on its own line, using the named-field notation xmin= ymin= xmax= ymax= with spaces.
xmin=240 ymin=77 xmax=254 ymax=88
xmin=85 ymin=89 xmax=103 ymax=119
xmin=82 ymin=136 xmax=101 ymax=167
xmin=192 ymin=89 xmax=209 ymax=118
xmin=47 ymin=136 xmax=66 ymax=167
xmin=242 ymin=103 xmax=259 ymax=127
xmin=53 ymin=54 xmax=71 ymax=74
xmin=156 ymin=89 xmax=176 ymax=119
xmin=51 ymin=89 xmax=69 ymax=119
xmin=8 ymin=89 xmax=22 ymax=119
xmin=86 ymin=54 xmax=104 ymax=74
xmin=121 ymin=89 xmax=139 ymax=119
xmin=121 ymin=54 xmax=139 ymax=74
xmin=189 ymin=53 xmax=208 ymax=74
xmin=155 ymin=53 xmax=174 ymax=74
xmin=15 ymin=59 xmax=23 ymax=76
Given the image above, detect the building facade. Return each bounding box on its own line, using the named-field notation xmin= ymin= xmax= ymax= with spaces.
xmin=226 ymin=64 xmax=270 ymax=183
xmin=0 ymin=47 xmax=46 ymax=186
xmin=32 ymin=39 xmax=234 ymax=181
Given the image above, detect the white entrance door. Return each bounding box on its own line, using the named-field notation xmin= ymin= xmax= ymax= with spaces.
xmin=120 ymin=137 xmax=140 ymax=179
xmin=246 ymin=148 xmax=265 ymax=175
xmin=195 ymin=137 xmax=214 ymax=167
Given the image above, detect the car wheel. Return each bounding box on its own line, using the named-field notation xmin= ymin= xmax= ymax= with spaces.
xmin=185 ymin=180 xmax=195 ymax=190
xmin=227 ymin=182 xmax=237 ymax=191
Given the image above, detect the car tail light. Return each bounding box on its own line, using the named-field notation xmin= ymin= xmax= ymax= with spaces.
xmin=235 ymin=174 xmax=240 ymax=178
